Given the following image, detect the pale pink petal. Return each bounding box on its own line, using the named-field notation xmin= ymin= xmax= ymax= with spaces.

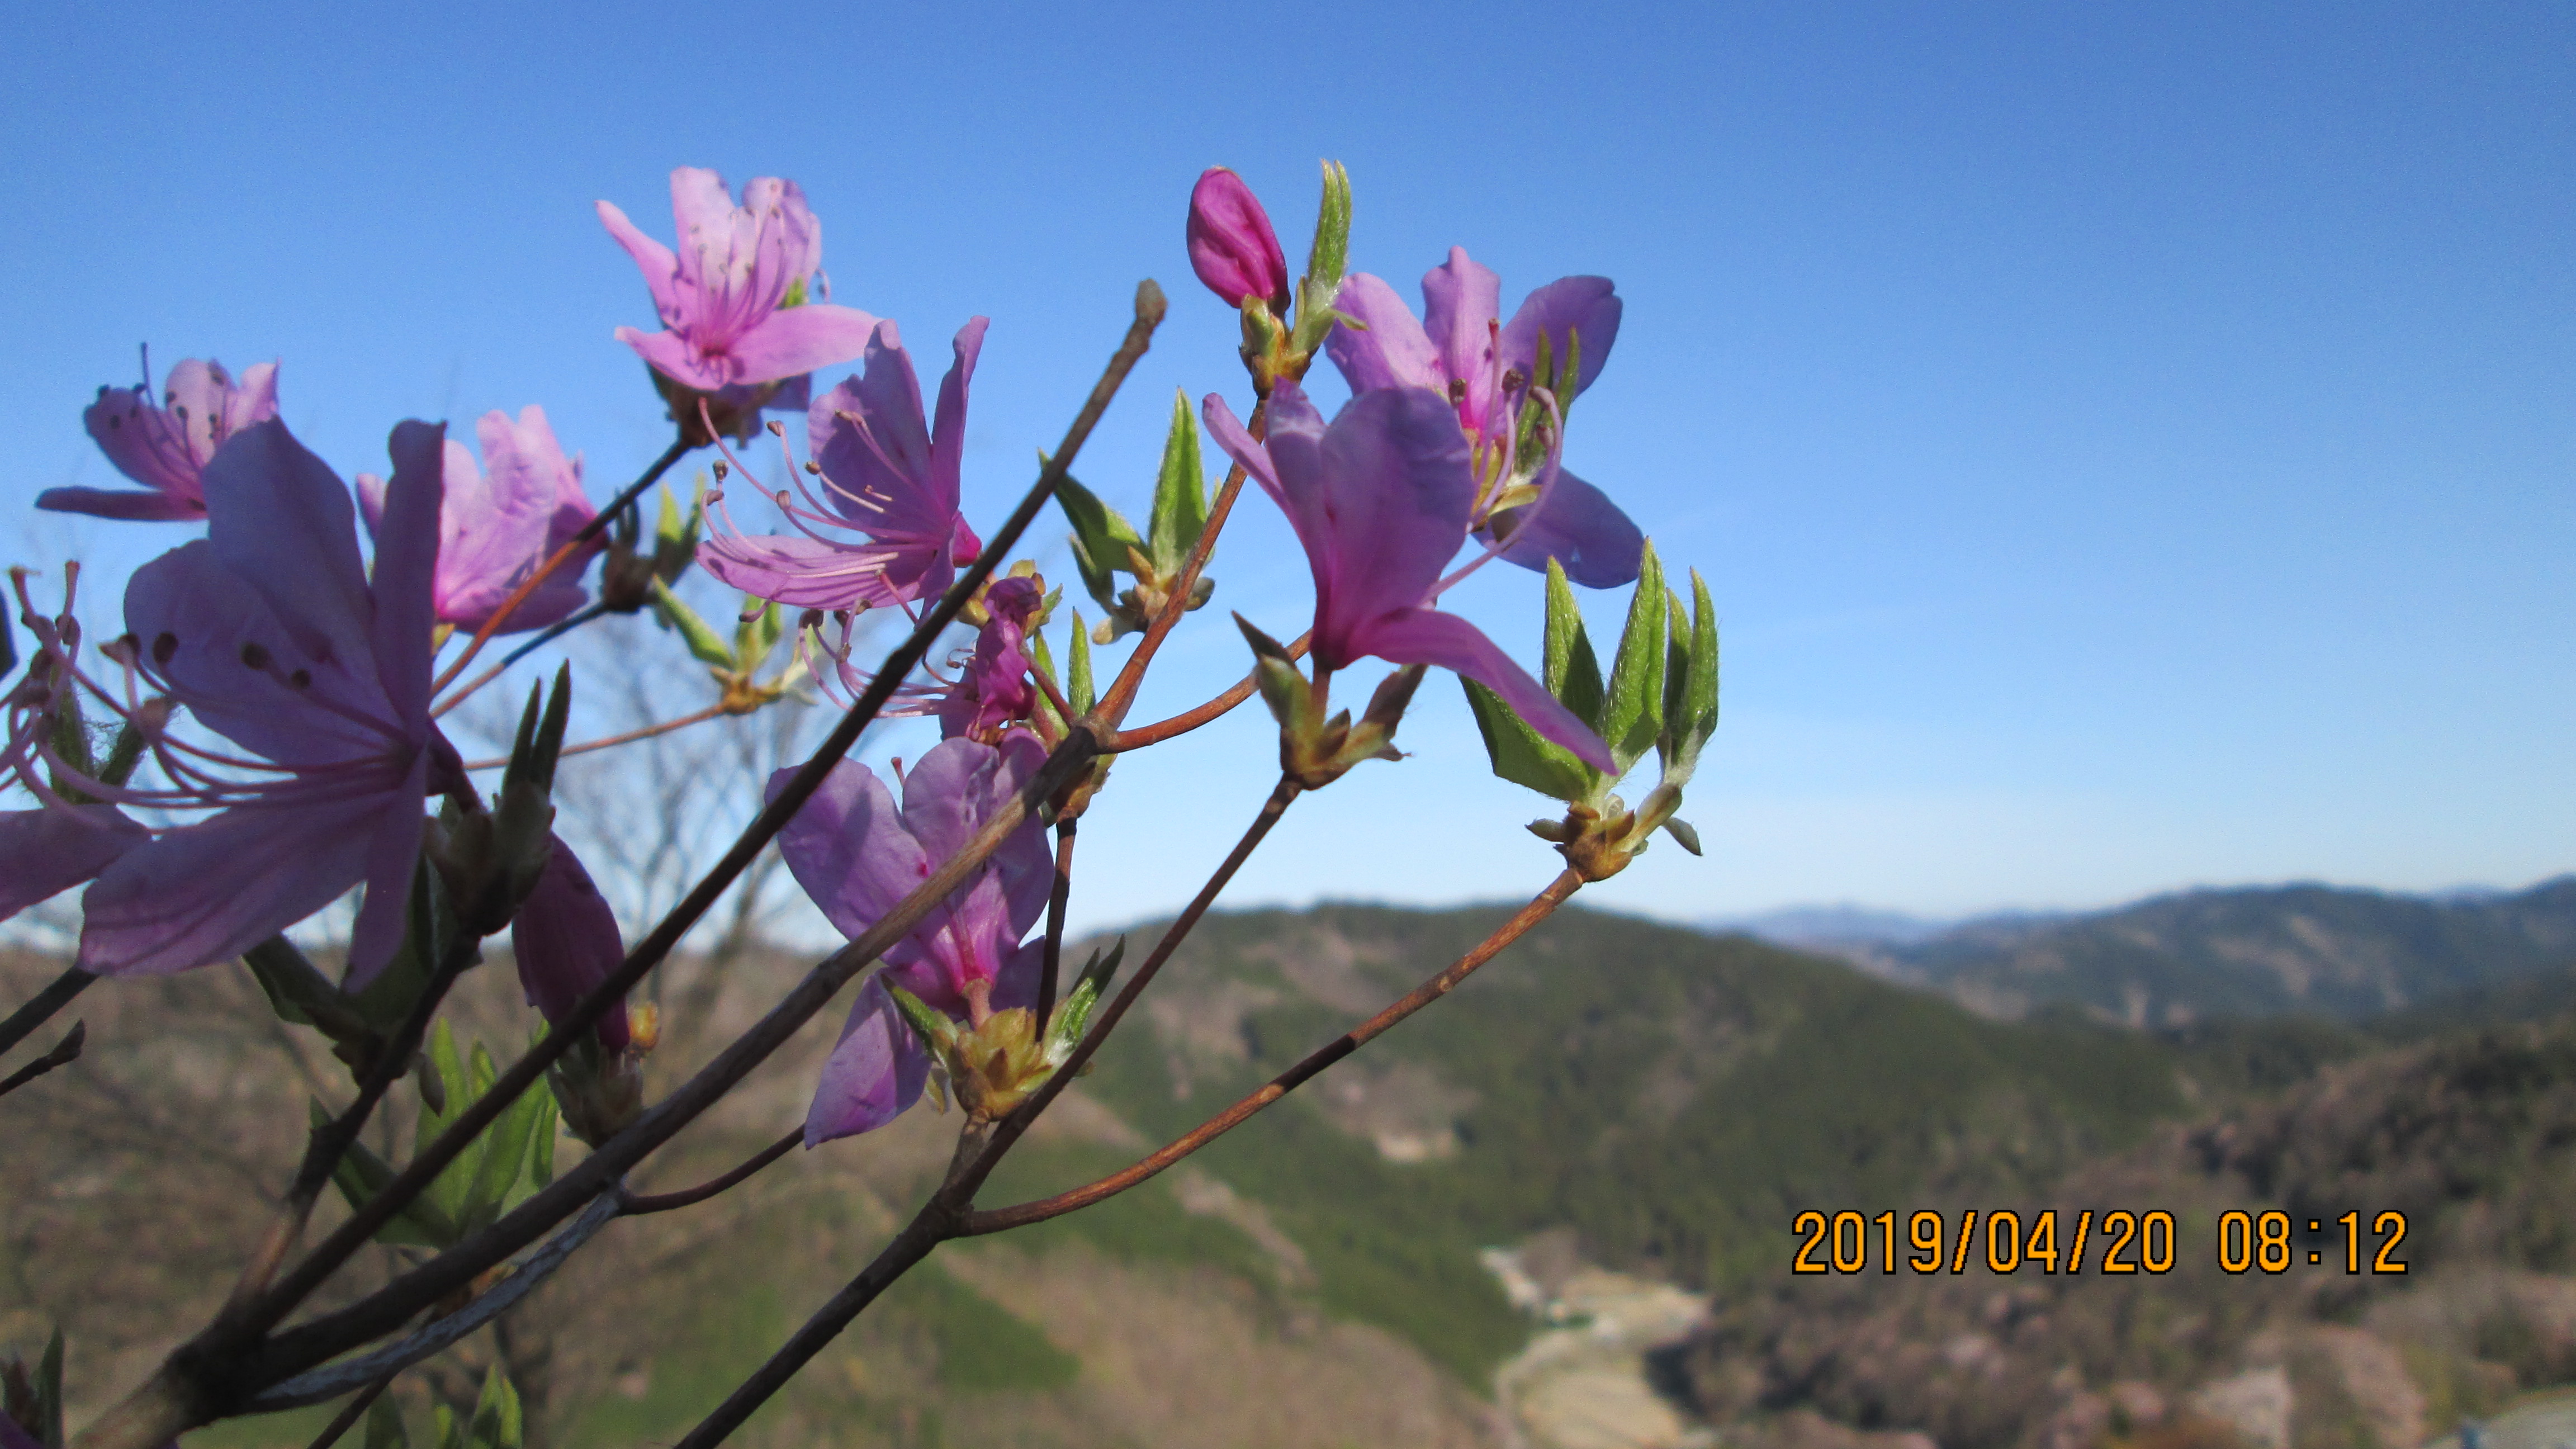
xmin=697 ymin=533 xmax=944 ymax=610
xmin=596 ymin=199 xmax=683 ymax=326
xmin=616 ymin=325 xmax=728 ymax=391
xmin=724 ymin=303 xmax=879 ymax=389
xmin=929 ymin=318 xmax=989 ymax=507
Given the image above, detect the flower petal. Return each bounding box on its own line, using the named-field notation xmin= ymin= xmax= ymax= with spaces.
xmin=342 ymin=752 xmax=430 ymax=988
xmin=1420 ymin=248 xmax=1504 ymax=428
xmin=727 ymin=303 xmax=879 ymax=392
xmin=34 ymin=486 xmax=200 ymax=522
xmin=78 ymin=790 xmax=392 ymax=977
xmin=929 ymin=318 xmax=989 ymax=511
xmin=697 ymin=532 xmax=945 ymax=611
xmin=1356 ymin=607 xmax=1614 ymax=771
xmin=769 ymin=760 xmax=925 ymax=944
xmin=1492 ymin=466 xmax=1645 ymax=588
xmin=1304 ymin=385 xmax=1475 ymax=654
xmin=596 ymin=198 xmax=682 ymax=325
xmin=1325 ymin=273 xmax=1445 ymax=395
xmin=0 ymin=806 xmax=149 ymax=920
xmin=1500 ymin=277 xmax=1622 ymax=401
xmin=368 ymin=422 xmax=446 ymax=729
xmin=200 ymin=420 xmax=377 ymax=684
xmin=804 ymin=975 xmax=929 ymax=1145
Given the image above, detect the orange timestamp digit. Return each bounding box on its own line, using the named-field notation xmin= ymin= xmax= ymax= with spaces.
xmin=1792 ymin=1209 xmax=2177 ymax=1275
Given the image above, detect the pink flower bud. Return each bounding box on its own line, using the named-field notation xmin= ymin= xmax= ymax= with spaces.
xmin=1187 ymin=168 xmax=1290 ymax=312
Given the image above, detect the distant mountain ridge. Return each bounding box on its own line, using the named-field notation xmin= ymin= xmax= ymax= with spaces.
xmin=1729 ymin=876 xmax=2576 ymax=1026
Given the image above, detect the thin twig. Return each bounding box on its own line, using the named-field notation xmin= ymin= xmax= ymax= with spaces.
xmin=1104 ymin=631 xmax=1310 ymax=751
xmin=966 ymin=869 xmax=1584 ymax=1233
xmin=430 ymin=434 xmax=690 ymax=704
xmin=0 ymin=1021 xmax=85 ymax=1100
xmin=1094 ymin=400 xmax=1263 ymax=726
xmin=622 ymin=1129 xmax=802 ymax=1216
xmin=0 ymin=964 xmax=95 ymax=1057
xmin=460 ymin=703 xmax=730 ymax=772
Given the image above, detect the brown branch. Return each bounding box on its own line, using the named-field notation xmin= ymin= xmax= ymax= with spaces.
xmin=1093 ymin=400 xmax=1265 ymax=727
xmin=965 ymin=869 xmax=1584 ymax=1234
xmin=622 ymin=1129 xmax=802 ymax=1216
xmin=1102 ymin=631 xmax=1310 ymax=751
xmin=1030 ymin=817 xmax=1078 ymax=1038
xmin=300 ymin=1372 xmax=395 ymax=1449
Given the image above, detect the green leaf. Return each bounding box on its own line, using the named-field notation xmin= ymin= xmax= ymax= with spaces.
xmin=1541 ymin=560 xmax=1604 ymax=727
xmin=467 ymin=1365 xmax=522 ymax=1449
xmin=1658 ymin=566 xmax=1720 ymax=785
xmin=1462 ymin=678 xmax=1598 ymax=803
xmin=1145 ymin=390 xmax=1210 ymax=577
xmin=1026 ymin=628 xmax=1068 ymax=737
xmin=1597 ymin=541 xmax=1668 ymax=773
xmin=1290 ymin=160 xmax=1354 ymax=353
xmin=650 ymin=576 xmax=736 ymax=671
xmin=1067 ymin=613 xmax=1096 ymax=716
xmin=364 ymin=1388 xmax=410 ymax=1449
xmin=316 ymin=1100 xmax=456 ymax=1246
xmin=460 ymin=1060 xmax=544 ymax=1236
xmin=415 ymin=1021 xmax=482 ymax=1225
xmin=1054 ymin=473 xmax=1144 ymax=617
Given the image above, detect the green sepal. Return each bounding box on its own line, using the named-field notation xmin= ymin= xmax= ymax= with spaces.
xmin=1234 ymin=614 xmax=1310 ymax=730
xmin=1147 ymin=390 xmax=1211 ymax=578
xmin=650 ymin=576 xmax=736 ymax=671
xmin=44 ymin=682 xmax=95 ymax=801
xmin=316 ymin=1098 xmax=458 ymax=1246
xmin=1054 ymin=472 xmax=1145 ymax=621
xmin=1462 ymin=678 xmax=1597 ymax=803
xmin=1664 ymin=817 xmax=1703 ymax=855
xmin=1597 ymin=541 xmax=1669 ymax=773
xmin=651 ymin=483 xmax=704 ymax=584
xmin=242 ymin=936 xmax=372 ymax=1043
xmin=94 ymin=723 xmax=145 ymax=789
xmin=364 ymin=1388 xmax=410 ymax=1449
xmin=1541 ymin=560 xmax=1604 ymax=727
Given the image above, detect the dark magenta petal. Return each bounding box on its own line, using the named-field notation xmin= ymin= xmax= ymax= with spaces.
xmin=1493 ymin=467 xmax=1645 ymax=588
xmin=1186 ymin=167 xmax=1290 ymax=308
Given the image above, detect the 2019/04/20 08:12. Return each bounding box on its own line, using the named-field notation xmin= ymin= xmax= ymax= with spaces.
xmin=1788 ymin=1209 xmax=2413 ymax=1276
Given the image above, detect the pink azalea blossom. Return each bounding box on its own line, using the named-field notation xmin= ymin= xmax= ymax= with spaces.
xmin=357 ymin=406 xmax=600 ymax=635
xmin=772 ymin=734 xmax=1050 ymax=1143
xmin=511 ymin=834 xmax=631 ymax=1052
xmin=1203 ymin=380 xmax=1614 ymax=771
xmin=598 ymin=168 xmax=878 ymax=394
xmin=1186 ymin=167 xmax=1290 ymax=312
xmin=73 ymin=419 xmax=460 ymax=982
xmin=41 ymin=357 xmax=280 ymax=521
xmin=1327 ymin=248 xmax=1642 ymax=588
xmin=700 ymin=317 xmax=986 ymax=612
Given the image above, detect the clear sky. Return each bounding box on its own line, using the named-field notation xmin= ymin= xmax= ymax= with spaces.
xmin=4 ymin=2 xmax=2568 ymax=936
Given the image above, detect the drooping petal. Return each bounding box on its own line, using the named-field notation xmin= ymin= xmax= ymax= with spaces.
xmin=1492 ymin=466 xmax=1645 ymax=589
xmin=1356 ymin=608 xmax=1614 ymax=771
xmin=1419 ymin=248 xmax=1505 ymax=430
xmin=769 ymin=760 xmax=926 ymax=945
xmin=1499 ymin=277 xmax=1622 ymax=401
xmin=78 ymin=790 xmax=395 ymax=977
xmin=0 ymin=805 xmax=150 ymax=919
xmin=512 ymin=835 xmax=631 ymax=1052
xmin=1325 ymin=274 xmax=1445 ymax=395
xmin=804 ymin=976 xmax=929 ymax=1145
xmin=725 ymin=303 xmax=880 ymax=389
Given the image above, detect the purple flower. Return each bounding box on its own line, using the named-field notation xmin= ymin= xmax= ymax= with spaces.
xmin=598 ymin=168 xmax=878 ymax=394
xmin=41 ymin=357 xmax=280 ymax=522
xmin=1187 ymin=167 xmax=1290 ymax=312
xmin=357 ymin=406 xmax=600 ymax=636
xmin=700 ymin=318 xmax=987 ymax=612
xmin=1327 ymin=248 xmax=1641 ymax=588
xmin=938 ymin=576 xmax=1042 ymax=742
xmin=74 ymin=419 xmax=460 ymax=982
xmin=511 ymin=835 xmax=631 ymax=1052
xmin=772 ymin=734 xmax=1050 ymax=1143
xmin=1203 ymin=380 xmax=1614 ymax=771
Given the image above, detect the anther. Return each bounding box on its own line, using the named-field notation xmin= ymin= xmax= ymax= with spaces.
xmin=1448 ymin=378 xmax=1469 ymax=406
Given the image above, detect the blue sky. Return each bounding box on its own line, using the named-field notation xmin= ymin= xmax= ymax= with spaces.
xmin=4 ymin=2 xmax=2568 ymax=934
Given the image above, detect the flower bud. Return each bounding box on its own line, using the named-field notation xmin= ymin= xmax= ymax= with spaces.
xmin=1187 ymin=168 xmax=1290 ymax=314
xmin=511 ymin=835 xmax=631 ymax=1053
